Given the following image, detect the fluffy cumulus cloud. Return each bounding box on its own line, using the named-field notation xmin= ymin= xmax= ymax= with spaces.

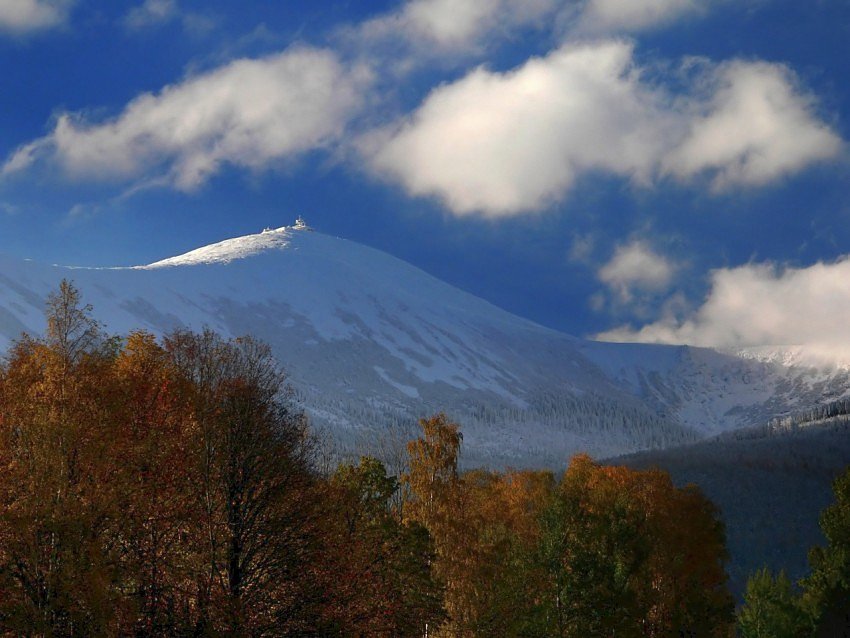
xmin=364 ymin=41 xmax=674 ymax=216
xmin=596 ymin=258 xmax=850 ymax=361
xmin=2 ymin=47 xmax=368 ymax=190
xmin=598 ymin=240 xmax=677 ymax=302
xmin=0 ymin=0 xmax=71 ymax=34
xmin=364 ymin=41 xmax=842 ymax=216
xmin=664 ymin=61 xmax=843 ymax=189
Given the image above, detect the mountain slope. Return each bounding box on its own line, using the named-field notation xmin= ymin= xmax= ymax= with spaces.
xmin=0 ymin=224 xmax=846 ymax=466
xmin=612 ymin=420 xmax=850 ymax=598
xmin=579 ymin=340 xmax=850 ymax=436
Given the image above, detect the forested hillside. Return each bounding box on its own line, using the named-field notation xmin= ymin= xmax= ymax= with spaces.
xmin=3 ymin=281 xmax=850 ymax=635
xmin=614 ymin=418 xmax=850 ymax=600
xmin=1 ymin=226 xmax=848 ymax=467
xmin=0 ymin=282 xmax=740 ymax=636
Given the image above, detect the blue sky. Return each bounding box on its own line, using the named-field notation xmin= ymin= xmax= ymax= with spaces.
xmin=1 ymin=0 xmax=849 ymax=353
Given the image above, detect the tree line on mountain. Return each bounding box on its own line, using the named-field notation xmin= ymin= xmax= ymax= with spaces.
xmin=304 ymin=377 xmax=696 ymax=469
xmin=766 ymin=396 xmax=850 ymax=434
xmin=0 ymin=281 xmax=845 ymax=636
xmin=737 ymin=465 xmax=850 ymax=637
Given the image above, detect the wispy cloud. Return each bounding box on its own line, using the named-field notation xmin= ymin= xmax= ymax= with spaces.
xmin=2 ymin=47 xmax=370 ymax=190
xmin=0 ymin=0 xmax=72 ymax=35
xmin=122 ymin=0 xmax=177 ymax=30
xmin=122 ymin=0 xmax=216 ymax=36
xmin=352 ymin=0 xmax=562 ymax=55
xmin=573 ymin=0 xmax=705 ymax=35
xmin=345 ymin=0 xmax=733 ymax=66
xmin=598 ymin=240 xmax=677 ymax=303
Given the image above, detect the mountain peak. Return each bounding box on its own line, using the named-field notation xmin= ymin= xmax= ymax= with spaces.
xmin=140 ymin=223 xmax=306 ymax=269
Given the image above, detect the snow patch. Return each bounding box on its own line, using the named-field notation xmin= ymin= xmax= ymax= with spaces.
xmin=140 ymin=226 xmax=294 ymax=268
xmin=373 ymin=366 xmax=420 ymax=399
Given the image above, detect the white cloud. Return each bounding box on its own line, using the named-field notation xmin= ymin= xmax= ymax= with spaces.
xmin=400 ymin=0 xmax=502 ymax=46
xmin=363 ymin=41 xmax=675 ymax=216
xmin=357 ymin=0 xmax=561 ymax=52
xmin=598 ymin=240 xmax=677 ymax=302
xmin=363 ymin=41 xmax=842 ymax=216
xmin=0 ymin=0 xmax=71 ymax=34
xmin=596 ymin=258 xmax=850 ymax=362
xmin=345 ymin=0 xmax=738 ymax=70
xmin=664 ymin=61 xmax=843 ymax=188
xmin=352 ymin=0 xmax=721 ymax=57
xmin=2 ymin=47 xmax=368 ymax=190
xmin=575 ymin=0 xmax=702 ymax=34
xmin=123 ymin=0 xmax=177 ymax=30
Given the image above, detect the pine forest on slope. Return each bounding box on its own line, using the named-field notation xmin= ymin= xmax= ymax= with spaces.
xmin=0 ymin=222 xmax=847 ymax=466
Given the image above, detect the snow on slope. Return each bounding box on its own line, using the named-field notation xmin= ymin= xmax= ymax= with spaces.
xmin=0 ymin=224 xmax=846 ymax=467
xmin=579 ymin=340 xmax=850 ymax=435
xmin=142 ymin=226 xmax=294 ymax=267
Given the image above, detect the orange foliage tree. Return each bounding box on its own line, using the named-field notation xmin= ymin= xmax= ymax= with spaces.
xmin=403 ymin=413 xmax=556 ymax=637
xmin=0 ymin=282 xmax=736 ymax=637
xmin=548 ymin=454 xmax=735 ymax=637
xmin=403 ymin=418 xmax=734 ymax=638
xmin=0 ymin=282 xmax=325 ymax=635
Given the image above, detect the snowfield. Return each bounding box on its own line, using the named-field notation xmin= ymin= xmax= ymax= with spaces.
xmin=0 ymin=224 xmax=847 ymax=467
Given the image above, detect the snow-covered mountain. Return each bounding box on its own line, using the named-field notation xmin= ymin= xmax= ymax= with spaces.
xmin=0 ymin=224 xmax=847 ymax=466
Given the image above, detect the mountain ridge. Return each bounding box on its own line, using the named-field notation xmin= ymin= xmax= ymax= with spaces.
xmin=0 ymin=224 xmax=847 ymax=466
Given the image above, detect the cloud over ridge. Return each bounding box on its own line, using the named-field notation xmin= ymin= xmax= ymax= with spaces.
xmin=597 ymin=257 xmax=850 ymax=363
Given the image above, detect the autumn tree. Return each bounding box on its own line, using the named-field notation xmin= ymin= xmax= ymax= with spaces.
xmin=0 ymin=281 xmax=123 ymax=635
xmin=165 ymin=329 xmax=318 ymax=635
xmin=45 ymin=279 xmax=104 ymax=366
xmin=403 ymin=413 xmax=462 ymax=530
xmin=402 ymin=413 xmax=465 ymax=635
xmin=445 ymin=468 xmax=555 ymax=637
xmin=403 ymin=414 xmax=557 ymax=637
xmin=318 ymin=456 xmax=443 ymax=636
xmin=0 ymin=284 xmax=327 ymax=636
xmin=108 ymin=330 xmax=198 ymax=634
xmin=548 ymin=455 xmax=735 ymax=637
